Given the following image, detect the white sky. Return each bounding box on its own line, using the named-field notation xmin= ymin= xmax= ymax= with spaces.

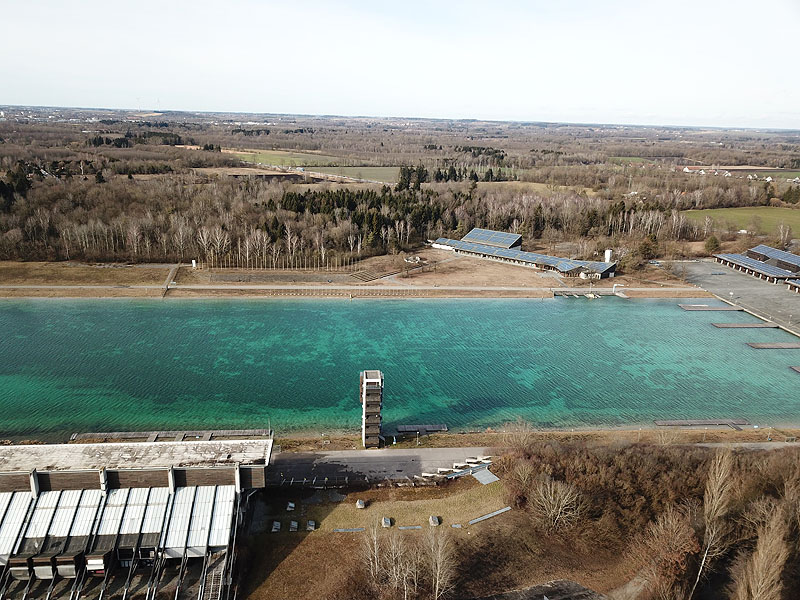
xmin=2 ymin=0 xmax=799 ymax=128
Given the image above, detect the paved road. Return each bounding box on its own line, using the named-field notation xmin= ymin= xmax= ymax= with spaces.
xmin=268 ymin=446 xmax=493 ymax=484
xmin=678 ymin=259 xmax=800 ymax=333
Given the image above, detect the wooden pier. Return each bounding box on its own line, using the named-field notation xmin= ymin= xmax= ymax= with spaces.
xmin=654 ymin=419 xmax=750 ymax=430
xmin=712 ymin=322 xmax=779 ymax=328
xmin=746 ymin=343 xmax=800 ymax=349
xmin=71 ymin=428 xmax=272 ymax=442
xmin=679 ymin=304 xmax=742 ymax=311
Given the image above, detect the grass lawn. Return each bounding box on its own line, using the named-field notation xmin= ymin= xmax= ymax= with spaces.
xmin=683 ymin=206 xmax=800 ymax=234
xmin=753 ymin=170 xmax=800 ymax=179
xmin=234 ymin=149 xmax=342 ymax=167
xmin=307 ymin=166 xmax=400 ymax=183
xmin=609 ymin=156 xmax=650 ymax=164
xmin=266 ymin=478 xmax=506 ymax=532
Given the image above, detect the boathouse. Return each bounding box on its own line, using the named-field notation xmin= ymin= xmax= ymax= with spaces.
xmin=714 ymin=245 xmax=800 ymax=284
xmin=0 ymin=437 xmax=272 ymax=599
xmin=433 ymin=228 xmax=616 ymax=278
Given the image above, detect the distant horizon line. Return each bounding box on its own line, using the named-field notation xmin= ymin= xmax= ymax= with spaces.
xmin=3 ymin=103 xmax=800 ymax=133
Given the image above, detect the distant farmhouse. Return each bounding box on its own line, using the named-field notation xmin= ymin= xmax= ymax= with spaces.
xmin=433 ymin=228 xmax=616 ymax=279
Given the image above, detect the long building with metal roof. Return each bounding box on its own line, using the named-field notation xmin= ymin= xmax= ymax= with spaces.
xmin=0 ymin=483 xmax=241 ymax=600
xmin=0 ymin=435 xmax=272 ymax=599
xmin=714 ymin=252 xmax=799 ymax=283
xmin=746 ymin=244 xmax=800 ymax=271
xmin=461 ymin=228 xmax=522 ymax=249
xmin=433 ymin=236 xmax=616 ymax=278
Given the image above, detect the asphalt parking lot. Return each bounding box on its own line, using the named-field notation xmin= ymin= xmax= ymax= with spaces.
xmin=676 ymin=259 xmax=800 ymax=332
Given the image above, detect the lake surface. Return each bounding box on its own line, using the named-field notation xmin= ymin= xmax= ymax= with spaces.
xmin=1 ymin=298 xmax=799 ymax=440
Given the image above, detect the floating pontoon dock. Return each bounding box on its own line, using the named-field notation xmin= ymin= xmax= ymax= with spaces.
xmin=396 ymin=424 xmax=448 ymax=434
xmin=746 ymin=343 xmax=800 ymax=349
xmin=712 ymin=322 xmax=779 ymax=328
xmin=679 ymin=304 xmax=743 ymax=311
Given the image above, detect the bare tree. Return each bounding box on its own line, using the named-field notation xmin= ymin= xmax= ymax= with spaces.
xmin=361 ymin=522 xmax=382 ymax=586
xmin=503 ymin=418 xmax=535 ymax=455
xmin=425 ymin=529 xmax=456 ymax=600
xmin=635 ymin=505 xmax=699 ymax=600
xmin=777 ymin=222 xmax=792 ymax=249
xmin=728 ymin=509 xmax=789 ymax=600
xmin=385 ymin=531 xmax=407 ymax=592
xmin=528 ymin=475 xmax=584 ymax=531
xmin=689 ymin=450 xmax=735 ymax=598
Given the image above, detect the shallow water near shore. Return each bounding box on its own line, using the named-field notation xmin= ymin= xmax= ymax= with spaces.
xmin=1 ymin=297 xmax=799 ymax=440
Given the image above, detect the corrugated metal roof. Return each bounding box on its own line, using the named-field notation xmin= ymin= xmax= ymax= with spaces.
xmin=750 ymin=244 xmax=800 ymax=269
xmin=435 ymin=238 xmax=616 ymax=274
xmin=47 ymin=489 xmax=82 ymax=537
xmin=119 ymin=487 xmax=149 ymax=536
xmin=141 ymin=488 xmax=170 ymax=535
xmin=0 ymin=493 xmax=13 ymax=526
xmin=0 ymin=492 xmax=33 ymax=559
xmin=462 ymin=228 xmax=522 ymax=249
xmin=24 ymin=491 xmax=61 ymax=539
xmin=186 ymin=486 xmax=215 ymax=550
xmin=96 ymin=488 xmax=129 ymax=536
xmin=208 ymin=486 xmax=235 ymax=549
xmin=714 ymin=253 xmax=795 ymax=278
xmin=69 ymin=490 xmax=103 ymax=537
xmin=164 ymin=487 xmax=195 ymax=550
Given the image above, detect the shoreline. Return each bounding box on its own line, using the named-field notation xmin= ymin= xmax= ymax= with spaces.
xmin=0 ymin=286 xmax=711 ymax=300
xmin=8 ymin=421 xmax=800 ymax=448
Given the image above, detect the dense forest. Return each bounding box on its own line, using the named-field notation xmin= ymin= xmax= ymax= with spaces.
xmin=1 ymin=108 xmax=798 ymax=268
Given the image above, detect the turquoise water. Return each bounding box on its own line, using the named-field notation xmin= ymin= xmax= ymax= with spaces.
xmin=1 ymin=298 xmax=799 ymax=440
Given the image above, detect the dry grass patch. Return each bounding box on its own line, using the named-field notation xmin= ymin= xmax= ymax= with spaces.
xmin=294 ymin=479 xmax=505 ymax=531
xmin=0 ymin=261 xmax=168 ymax=285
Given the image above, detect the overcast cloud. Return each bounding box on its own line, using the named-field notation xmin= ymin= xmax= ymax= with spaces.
xmin=1 ymin=0 xmax=798 ymax=128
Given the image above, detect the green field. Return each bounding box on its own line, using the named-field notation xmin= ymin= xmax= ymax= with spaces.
xmin=683 ymin=206 xmax=800 ymax=234
xmin=306 ymin=166 xmax=400 ymax=183
xmin=479 ymin=180 xmax=597 ymax=197
xmin=609 ymin=156 xmax=650 ymax=164
xmin=751 ymin=170 xmax=800 ymax=179
xmin=234 ymin=149 xmax=342 ymax=167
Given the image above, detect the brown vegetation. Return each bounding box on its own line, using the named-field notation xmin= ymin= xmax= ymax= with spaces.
xmin=2 ymin=109 xmax=798 ymax=272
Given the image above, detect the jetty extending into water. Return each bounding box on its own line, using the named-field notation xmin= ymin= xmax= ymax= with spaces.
xmin=747 ymin=342 xmax=800 ymax=349
xmin=679 ymin=304 xmax=743 ymax=311
xmin=712 ymin=322 xmax=779 ymax=328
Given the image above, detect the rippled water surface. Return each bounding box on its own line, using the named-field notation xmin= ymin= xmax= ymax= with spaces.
xmin=1 ymin=298 xmax=798 ymax=439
